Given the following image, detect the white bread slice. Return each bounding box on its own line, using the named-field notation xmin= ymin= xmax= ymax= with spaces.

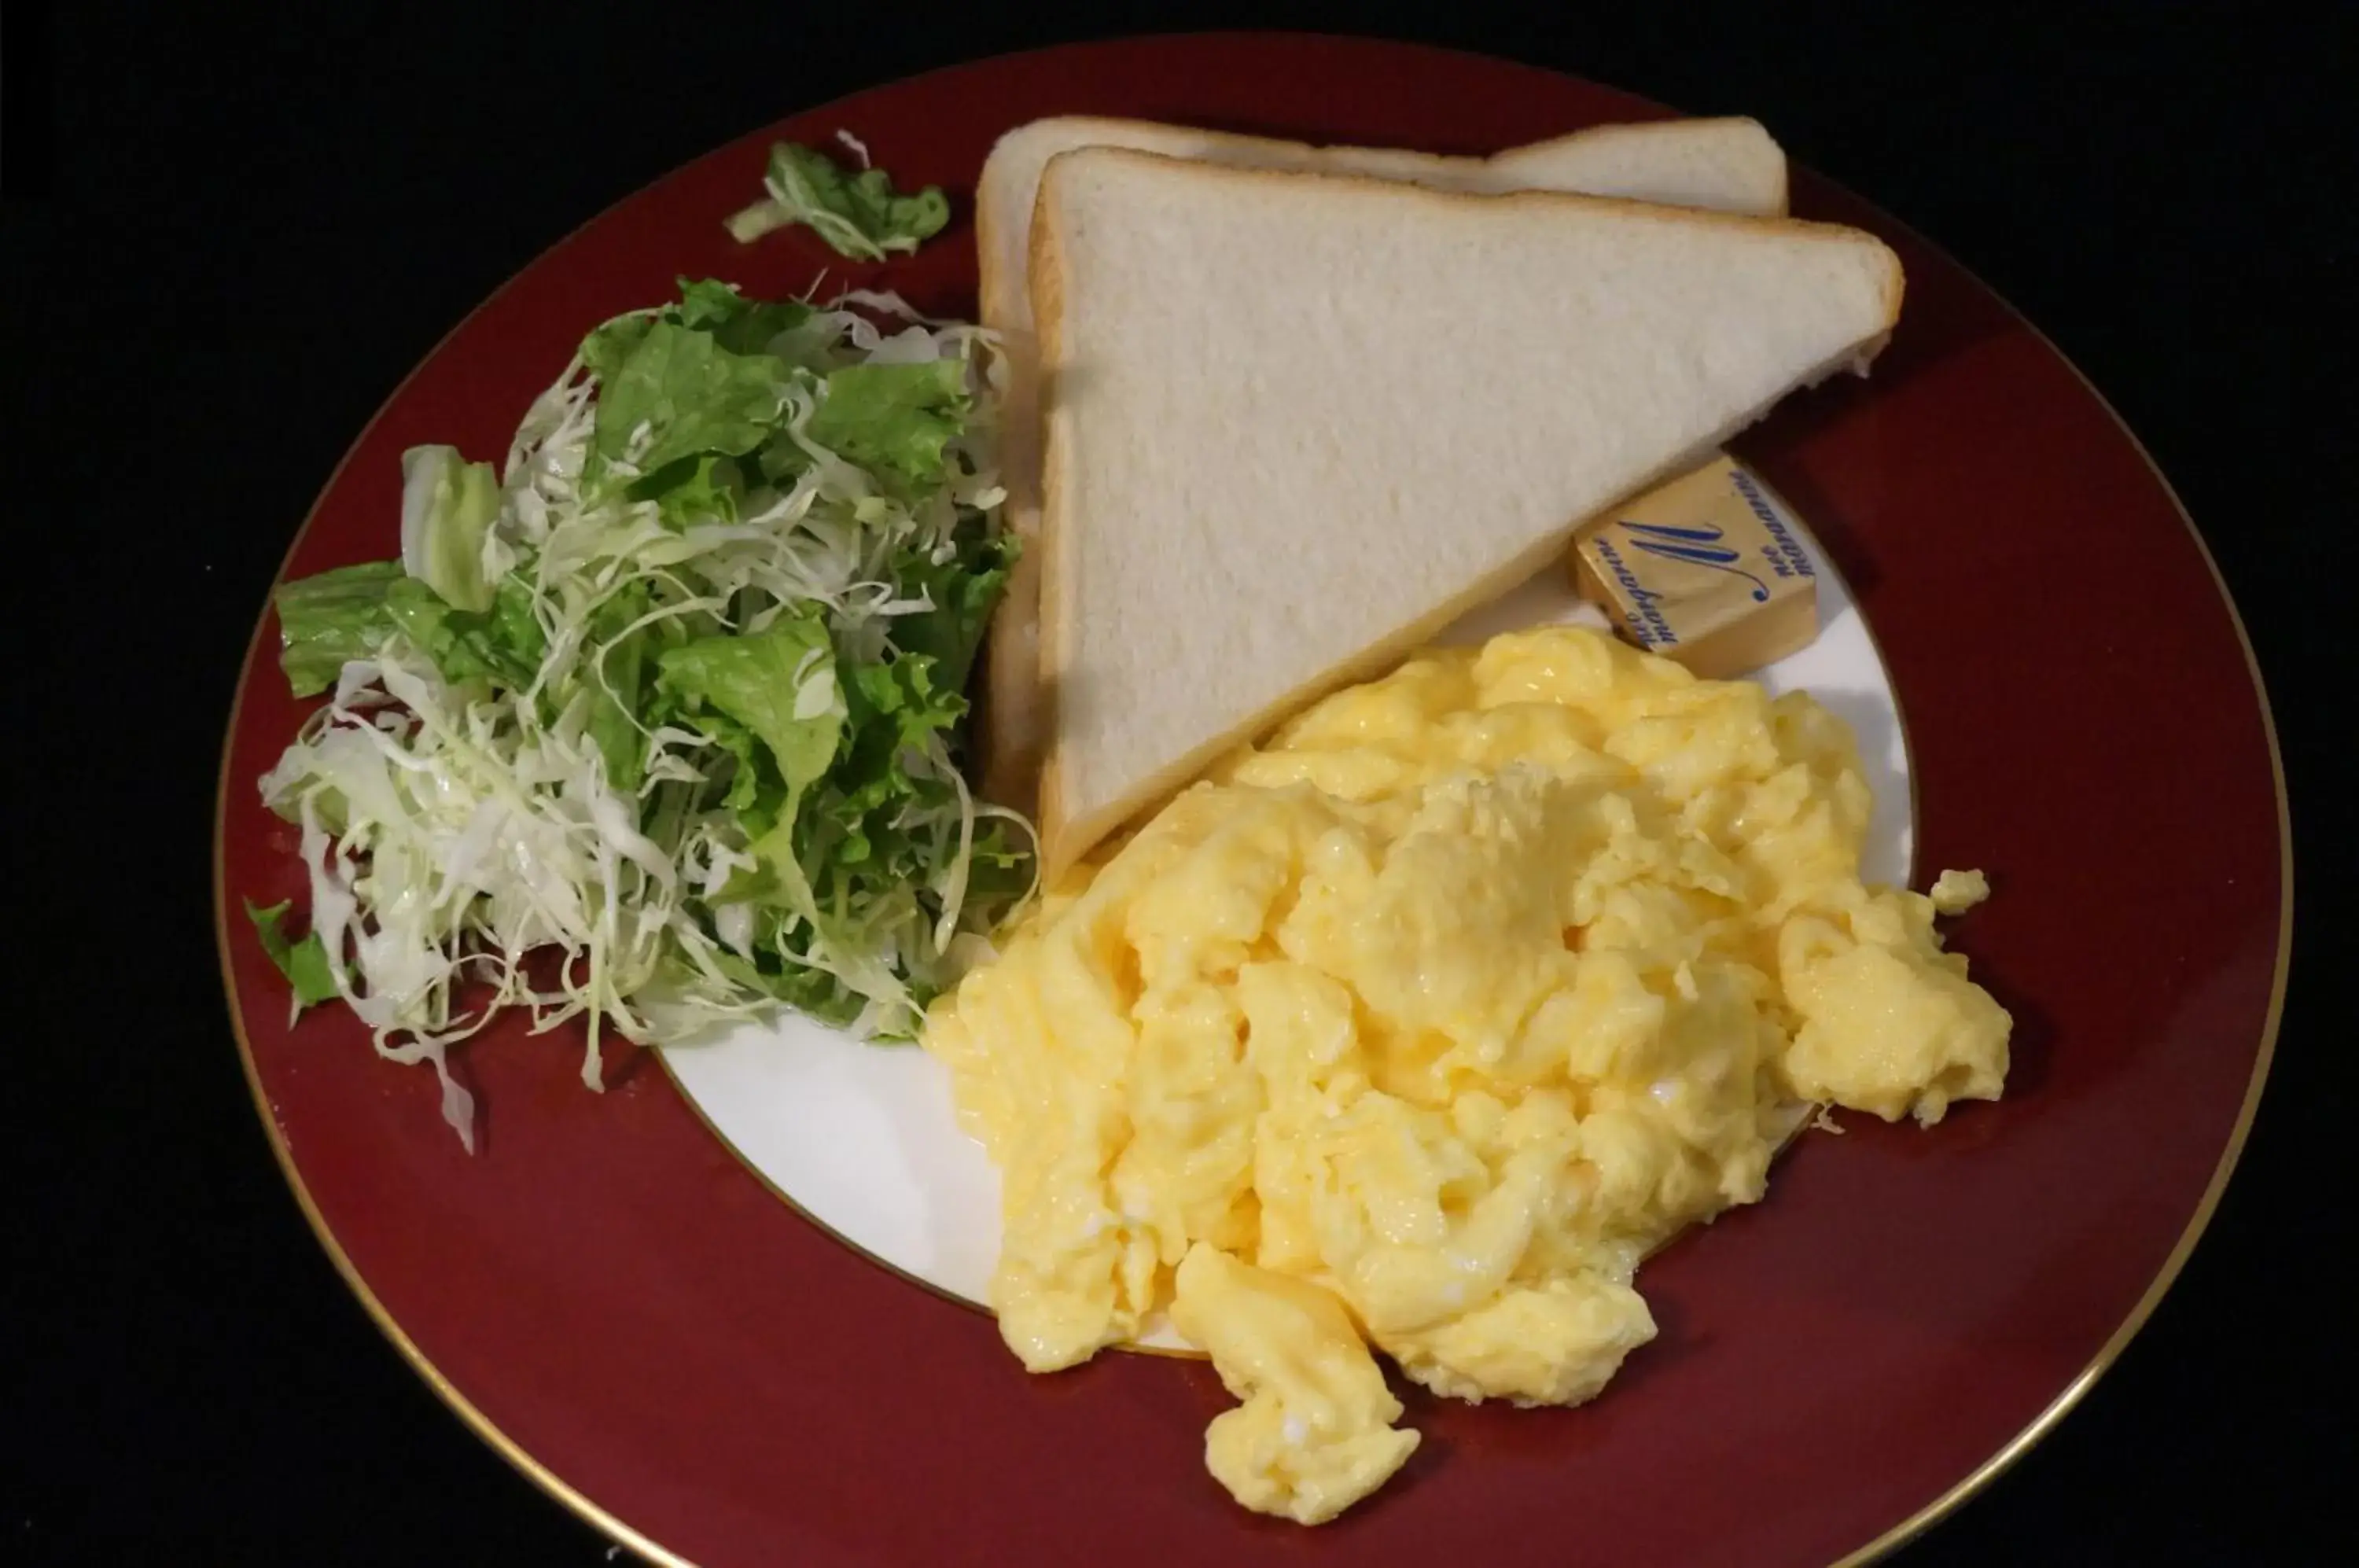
xmin=975 ymin=115 xmax=1787 ymax=808
xmin=980 ymin=116 xmax=1786 ymax=355
xmin=1488 ymin=118 xmax=1787 ymax=214
xmin=1031 ymin=147 xmax=1901 ymax=875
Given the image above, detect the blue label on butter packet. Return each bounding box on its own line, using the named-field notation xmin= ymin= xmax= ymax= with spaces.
xmin=1571 ymin=456 xmax=1820 ymax=674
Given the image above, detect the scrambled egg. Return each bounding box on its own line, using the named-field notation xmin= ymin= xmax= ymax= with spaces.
xmin=922 ymin=625 xmax=2009 ymax=1524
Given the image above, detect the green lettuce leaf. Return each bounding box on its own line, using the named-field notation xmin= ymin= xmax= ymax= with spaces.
xmin=657 ymin=615 xmax=852 ymax=945
xmin=697 ymin=708 xmax=775 ymax=816
xmin=383 ymin=573 xmax=547 ymax=690
xmin=669 ymin=278 xmax=817 ymax=359
xmin=580 ymin=313 xmax=653 ymax=386
xmin=245 ymin=898 xmax=339 ymax=1007
xmin=580 ymin=279 xmax=815 ymax=387
xmin=710 ymin=937 xmax=867 ymax=1029
xmin=805 ymin=360 xmax=969 ymax=485
xmin=625 ymin=452 xmax=743 ymax=525
xmin=767 ymin=648 xmax=1000 ymax=1023
xmin=583 ymin=584 xmax=654 ymax=795
xmin=399 ymin=445 xmax=501 ymax=612
xmin=274 ymin=561 xmax=404 ymax=697
xmin=724 ymin=142 xmax=951 ymax=259
xmin=655 ymin=613 xmax=845 ymax=792
xmin=790 ymin=656 xmax=957 ymax=878
xmin=963 ymin=816 xmax=1039 ymax=910
xmin=593 ymin=321 xmax=798 ymax=477
xmin=890 ymin=524 xmax=1018 ymax=696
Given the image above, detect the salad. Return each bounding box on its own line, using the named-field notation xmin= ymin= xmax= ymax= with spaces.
xmin=251 ymin=267 xmax=1034 ymax=1150
xmin=724 ymin=137 xmax=951 ymax=259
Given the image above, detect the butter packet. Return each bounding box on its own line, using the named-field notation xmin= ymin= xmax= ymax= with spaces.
xmin=1571 ymin=455 xmax=1820 ymax=678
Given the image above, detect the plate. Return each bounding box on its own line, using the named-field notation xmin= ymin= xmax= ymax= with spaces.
xmin=213 ymin=33 xmax=2287 ymax=1568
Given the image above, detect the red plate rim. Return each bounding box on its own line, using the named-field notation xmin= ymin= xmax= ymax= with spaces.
xmin=210 ymin=33 xmax=2292 ymax=1567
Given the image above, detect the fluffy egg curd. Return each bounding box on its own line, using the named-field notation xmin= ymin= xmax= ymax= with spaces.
xmin=922 ymin=624 xmax=2011 ymax=1524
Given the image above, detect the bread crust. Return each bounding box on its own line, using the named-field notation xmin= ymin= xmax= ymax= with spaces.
xmin=1025 ymin=153 xmax=1075 ymax=863
xmin=972 ymin=128 xmax=1044 ymax=808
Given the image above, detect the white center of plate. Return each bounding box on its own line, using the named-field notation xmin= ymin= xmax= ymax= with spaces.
xmin=655 ymin=510 xmax=1912 ymax=1343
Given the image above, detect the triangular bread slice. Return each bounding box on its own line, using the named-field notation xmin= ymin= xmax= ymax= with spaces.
xmin=1030 ymin=147 xmax=1901 ymax=875
xmin=974 ymin=115 xmax=1788 ymax=808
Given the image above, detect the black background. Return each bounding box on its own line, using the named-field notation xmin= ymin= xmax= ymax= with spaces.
xmin=7 ymin=2 xmax=2350 ymax=1563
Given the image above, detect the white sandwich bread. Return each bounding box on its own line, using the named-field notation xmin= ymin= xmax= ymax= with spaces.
xmin=1029 ymin=147 xmax=1902 ymax=874
xmin=974 ymin=115 xmax=1790 ymax=806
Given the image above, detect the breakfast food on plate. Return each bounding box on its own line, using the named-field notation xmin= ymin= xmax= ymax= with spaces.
xmin=923 ymin=624 xmax=2011 ymax=1523
xmin=245 ymin=101 xmax=2012 ymax=1532
xmin=1027 ymin=146 xmax=1902 ymax=874
xmin=976 ymin=115 xmax=1793 ymax=808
